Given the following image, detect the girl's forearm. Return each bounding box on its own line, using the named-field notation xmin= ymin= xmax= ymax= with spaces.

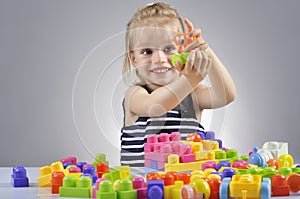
xmin=206 ymin=47 xmax=236 ymax=104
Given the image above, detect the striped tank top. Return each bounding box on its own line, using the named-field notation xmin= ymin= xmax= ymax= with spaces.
xmin=120 ymin=85 xmax=205 ymax=167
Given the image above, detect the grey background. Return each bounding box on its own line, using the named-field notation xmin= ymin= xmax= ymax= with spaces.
xmin=1 ymin=0 xmax=299 ymax=167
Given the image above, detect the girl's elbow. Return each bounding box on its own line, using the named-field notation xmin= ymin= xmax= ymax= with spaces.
xmin=226 ymin=90 xmax=236 ymax=104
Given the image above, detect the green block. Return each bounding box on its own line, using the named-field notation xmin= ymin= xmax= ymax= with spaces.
xmin=117 ymin=179 xmax=137 ymax=199
xmin=93 ymin=154 xmax=109 ymax=167
xmin=171 ymin=52 xmax=190 ymax=65
xmin=96 ymin=180 xmax=117 ymax=199
xmin=59 ymin=176 xmax=92 ymax=198
xmin=226 ymin=149 xmax=238 ymax=158
xmin=279 ymin=167 xmax=292 ymax=176
xmin=215 ymin=150 xmax=227 ymax=159
xmin=110 ymin=170 xmax=121 ymax=182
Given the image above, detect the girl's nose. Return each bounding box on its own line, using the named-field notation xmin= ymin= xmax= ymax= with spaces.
xmin=152 ymin=50 xmax=167 ymax=64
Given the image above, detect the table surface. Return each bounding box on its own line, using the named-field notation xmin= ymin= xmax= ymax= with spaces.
xmin=1 ymin=167 xmax=300 ymax=199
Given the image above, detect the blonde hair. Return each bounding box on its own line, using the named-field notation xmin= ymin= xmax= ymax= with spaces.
xmin=123 ymin=2 xmax=185 ymax=85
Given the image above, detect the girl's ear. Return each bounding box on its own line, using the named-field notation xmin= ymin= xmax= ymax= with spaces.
xmin=129 ymin=52 xmax=137 ymax=67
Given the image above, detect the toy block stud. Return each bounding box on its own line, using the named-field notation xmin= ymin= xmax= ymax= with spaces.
xmin=52 ymin=171 xmax=65 ymax=194
xmin=158 ymin=133 xmax=170 ymax=142
xmin=96 ymin=180 xmax=117 ymax=199
xmin=117 ymin=179 xmax=137 ymax=199
xmin=178 ymin=172 xmax=191 ymax=184
xmin=147 ymin=180 xmax=164 ymax=199
xmin=272 ymin=174 xmax=290 ymax=196
xmin=161 ymin=173 xmax=175 ymax=186
xmin=146 ymin=172 xmax=161 ymax=181
xmin=287 ymin=173 xmax=300 ymax=193
xmin=11 ymin=166 xmax=29 ymax=187
xmin=170 ymin=132 xmax=181 ymax=141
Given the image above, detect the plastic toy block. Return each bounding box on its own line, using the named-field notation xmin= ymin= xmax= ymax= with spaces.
xmin=194 ymin=150 xmax=215 ymax=161
xmin=69 ymin=167 xmax=81 ymax=173
xmin=61 ymin=156 xmax=77 ymax=165
xmin=205 ymin=131 xmax=215 ymax=140
xmin=170 ymin=132 xmax=181 ymax=141
xmin=145 ymin=152 xmax=170 ymax=163
xmin=287 ymin=173 xmax=300 ymax=193
xmin=158 ymin=133 xmax=170 ymax=142
xmin=226 ymin=149 xmax=238 ymax=159
xmin=202 ymin=161 xmax=217 ymax=171
xmin=63 ymin=162 xmax=73 ymax=169
xmin=92 ymin=178 xmax=108 ymax=199
xmin=77 ymin=161 xmax=87 ymax=172
xmin=102 ymin=170 xmax=121 ymax=183
xmin=97 ymin=162 xmax=109 ymax=178
xmin=11 ymin=166 xmax=29 ymax=187
xmin=180 ymin=154 xmax=195 ymax=163
xmin=52 ymin=171 xmax=65 ymax=194
xmin=259 ymin=141 xmax=288 ymax=159
xmin=278 ymin=154 xmax=294 ymax=168
xmin=161 ymin=173 xmax=175 ymax=186
xmin=116 ymin=179 xmax=137 ymax=199
xmin=83 ymin=165 xmax=97 ymax=184
xmin=59 ymin=175 xmax=92 ymax=198
xmin=114 ymin=165 xmax=130 ymax=179
xmin=170 ymin=181 xmax=183 ymax=199
xmin=96 ymin=180 xmax=117 ymax=199
xmin=147 ymin=180 xmax=164 ymax=199
xmin=216 ymin=161 xmax=230 ymax=171
xmin=146 ymin=172 xmax=161 ymax=181
xmin=37 ymin=166 xmax=52 ymax=187
xmin=208 ymin=179 xmax=221 ymax=199
xmin=38 ymin=161 xmax=70 ymax=187
xmin=132 ymin=177 xmax=147 ymax=199
xmin=93 ymin=153 xmax=109 ymax=167
xmin=215 ymin=150 xmax=227 ymax=160
xmin=189 ymin=179 xmax=211 ymax=198
xmin=191 ymin=142 xmax=203 ymax=153
xmin=214 ymin=139 xmax=222 ymax=148
xmin=271 ymin=174 xmax=290 ymax=196
xmin=178 ymin=172 xmax=191 ymax=184
xmin=171 ymin=52 xmax=189 ymax=65
xmin=203 ymin=140 xmax=219 ymax=151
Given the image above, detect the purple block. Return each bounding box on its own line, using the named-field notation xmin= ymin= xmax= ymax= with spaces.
xmin=11 ymin=166 xmax=29 ymax=187
xmin=147 ymin=180 xmax=164 ymax=199
xmin=205 ymin=131 xmax=215 ymax=140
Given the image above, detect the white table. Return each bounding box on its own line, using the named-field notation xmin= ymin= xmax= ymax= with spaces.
xmin=1 ymin=167 xmax=300 ymax=199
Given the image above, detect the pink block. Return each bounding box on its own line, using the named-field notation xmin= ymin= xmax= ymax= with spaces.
xmin=145 ymin=152 xmax=170 ymax=162
xmin=180 ymin=154 xmax=195 ymax=163
xmin=154 ymin=143 xmax=163 ymax=152
xmin=147 ymin=134 xmax=158 ymax=143
xmin=159 ymin=133 xmax=170 ymax=142
xmin=136 ymin=188 xmax=147 ymax=199
xmin=160 ymin=144 xmax=172 ymax=153
xmin=170 ymin=132 xmax=181 ymax=141
xmin=157 ymin=161 xmax=165 ymax=170
xmin=145 ymin=159 xmax=151 ymax=168
xmin=171 ymin=141 xmax=183 ymax=153
xmin=144 ymin=143 xmax=155 ymax=152
xmin=179 ymin=144 xmax=192 ymax=155
xmin=61 ymin=156 xmax=77 ymax=165
xmin=132 ymin=177 xmax=145 ymax=189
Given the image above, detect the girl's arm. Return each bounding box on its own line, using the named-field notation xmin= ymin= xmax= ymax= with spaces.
xmin=124 ymin=75 xmax=200 ymax=117
xmin=193 ymin=47 xmax=236 ymax=110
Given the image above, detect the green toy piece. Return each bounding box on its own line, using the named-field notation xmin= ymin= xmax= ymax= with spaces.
xmin=171 ymin=52 xmax=190 ymax=66
xmin=59 ymin=176 xmax=92 ymax=198
xmin=117 ymin=179 xmax=137 ymax=199
xmin=96 ymin=180 xmax=117 ymax=199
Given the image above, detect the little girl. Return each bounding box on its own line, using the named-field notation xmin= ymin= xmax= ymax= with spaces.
xmin=120 ymin=2 xmax=236 ymax=167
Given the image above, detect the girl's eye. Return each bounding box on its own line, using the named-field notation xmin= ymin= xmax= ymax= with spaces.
xmin=164 ymin=45 xmax=176 ymax=53
xmin=141 ymin=49 xmax=153 ymax=55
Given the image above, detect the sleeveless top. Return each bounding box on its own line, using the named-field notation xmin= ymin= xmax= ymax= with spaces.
xmin=120 ymin=85 xmax=205 ymax=167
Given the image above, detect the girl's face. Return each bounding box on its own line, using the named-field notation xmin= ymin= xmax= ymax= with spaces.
xmin=130 ymin=27 xmax=180 ymax=89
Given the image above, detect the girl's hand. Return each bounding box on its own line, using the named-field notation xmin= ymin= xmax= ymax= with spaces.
xmin=175 ymin=18 xmax=212 ymax=86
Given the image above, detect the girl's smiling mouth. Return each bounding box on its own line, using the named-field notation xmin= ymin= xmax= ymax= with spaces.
xmin=150 ymin=67 xmax=172 ymax=73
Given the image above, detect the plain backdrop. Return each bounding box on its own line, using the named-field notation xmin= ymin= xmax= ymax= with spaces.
xmin=1 ymin=0 xmax=300 ymax=167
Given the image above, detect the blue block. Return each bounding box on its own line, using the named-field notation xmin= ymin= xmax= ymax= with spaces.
xmin=11 ymin=166 xmax=29 ymax=187
xmin=147 ymin=180 xmax=164 ymax=199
